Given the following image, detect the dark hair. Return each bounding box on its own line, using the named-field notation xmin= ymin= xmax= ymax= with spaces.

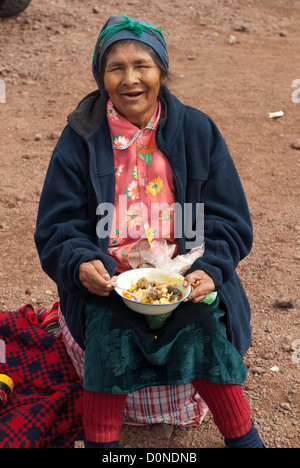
xmin=96 ymin=39 xmax=170 ymax=89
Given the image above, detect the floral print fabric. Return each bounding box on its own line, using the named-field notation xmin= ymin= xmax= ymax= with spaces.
xmin=106 ymin=99 xmax=178 ymax=272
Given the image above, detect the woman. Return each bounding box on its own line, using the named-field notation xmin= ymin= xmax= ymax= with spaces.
xmin=35 ymin=15 xmax=264 ymax=448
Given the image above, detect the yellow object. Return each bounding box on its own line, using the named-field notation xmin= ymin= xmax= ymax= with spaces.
xmin=0 ymin=374 xmax=14 ymax=392
xmin=0 ymin=374 xmax=14 ymax=408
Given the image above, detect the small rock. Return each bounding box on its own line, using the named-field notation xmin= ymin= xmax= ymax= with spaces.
xmin=291 ymin=138 xmax=300 ymax=150
xmin=229 ymin=35 xmax=237 ymax=45
xmin=251 ymin=366 xmax=266 ymax=375
xmin=34 ymin=133 xmax=42 ymax=141
xmin=23 ymin=79 xmax=36 ymax=86
xmin=233 ymin=23 xmax=252 ymax=34
xmin=244 ymin=383 xmax=258 ymax=391
xmin=92 ymin=6 xmax=100 ymax=14
xmin=274 ymin=297 xmax=298 ymax=309
xmin=291 ymin=339 xmax=300 ymax=351
xmin=61 ymin=21 xmax=73 ymax=29
xmin=48 ymin=131 xmax=60 ymax=140
xmin=25 ymin=288 xmax=32 ymax=295
xmin=150 ymin=423 xmax=174 ymax=440
xmin=280 ymin=402 xmax=291 ymax=411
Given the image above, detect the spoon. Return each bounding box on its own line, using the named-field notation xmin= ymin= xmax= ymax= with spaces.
xmin=108 ymin=283 xmax=138 ymax=300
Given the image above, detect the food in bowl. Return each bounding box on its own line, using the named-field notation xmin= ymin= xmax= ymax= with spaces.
xmin=123 ymin=276 xmax=183 ymax=304
xmin=114 ymin=268 xmax=192 ymax=316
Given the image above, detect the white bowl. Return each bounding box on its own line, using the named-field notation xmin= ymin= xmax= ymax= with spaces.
xmin=114 ymin=268 xmax=192 ymax=316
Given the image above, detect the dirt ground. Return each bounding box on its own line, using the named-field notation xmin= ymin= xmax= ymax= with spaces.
xmin=0 ymin=0 xmax=299 ymax=449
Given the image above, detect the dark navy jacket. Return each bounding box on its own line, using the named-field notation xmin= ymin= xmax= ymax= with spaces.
xmin=35 ymin=86 xmax=253 ymax=356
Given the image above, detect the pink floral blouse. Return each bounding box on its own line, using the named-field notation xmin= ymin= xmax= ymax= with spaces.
xmin=106 ymin=98 xmax=179 ymax=272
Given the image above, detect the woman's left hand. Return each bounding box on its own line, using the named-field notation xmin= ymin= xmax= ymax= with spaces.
xmin=183 ymin=270 xmax=215 ymax=303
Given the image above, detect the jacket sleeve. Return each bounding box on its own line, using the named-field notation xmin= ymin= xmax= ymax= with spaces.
xmin=188 ymin=117 xmax=253 ymax=288
xmin=34 ymin=126 xmax=117 ymax=294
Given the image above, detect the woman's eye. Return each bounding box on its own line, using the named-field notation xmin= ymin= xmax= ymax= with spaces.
xmin=107 ymin=65 xmax=122 ymax=72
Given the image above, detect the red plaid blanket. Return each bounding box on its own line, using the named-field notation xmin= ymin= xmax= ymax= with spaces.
xmin=0 ymin=305 xmax=83 ymax=448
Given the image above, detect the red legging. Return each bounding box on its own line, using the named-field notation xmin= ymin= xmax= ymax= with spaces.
xmin=192 ymin=379 xmax=252 ymax=438
xmin=83 ymin=379 xmax=252 ymax=442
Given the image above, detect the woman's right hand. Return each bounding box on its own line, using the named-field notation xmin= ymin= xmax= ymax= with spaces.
xmin=79 ymin=259 xmax=117 ymax=296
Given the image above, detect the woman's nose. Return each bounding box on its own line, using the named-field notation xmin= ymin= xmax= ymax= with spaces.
xmin=122 ymin=67 xmax=139 ymax=85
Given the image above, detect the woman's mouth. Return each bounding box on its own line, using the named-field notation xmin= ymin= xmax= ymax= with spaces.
xmin=121 ymin=91 xmax=144 ymax=101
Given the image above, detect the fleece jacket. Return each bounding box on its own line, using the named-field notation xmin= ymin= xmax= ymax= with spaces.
xmin=35 ymin=86 xmax=253 ymax=355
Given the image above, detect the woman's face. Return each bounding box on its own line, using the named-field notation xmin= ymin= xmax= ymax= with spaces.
xmin=104 ymin=41 xmax=164 ymax=129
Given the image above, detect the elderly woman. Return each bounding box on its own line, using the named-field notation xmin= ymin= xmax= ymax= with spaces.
xmin=35 ymin=15 xmax=264 ymax=448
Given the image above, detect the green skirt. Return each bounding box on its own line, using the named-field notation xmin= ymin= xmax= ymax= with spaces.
xmin=83 ymin=291 xmax=247 ymax=394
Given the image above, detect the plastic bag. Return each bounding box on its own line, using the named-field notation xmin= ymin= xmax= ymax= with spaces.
xmin=142 ymin=239 xmax=205 ymax=275
xmin=140 ymin=240 xmax=218 ymax=330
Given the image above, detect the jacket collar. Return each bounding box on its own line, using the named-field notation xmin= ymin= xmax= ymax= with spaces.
xmin=67 ymin=86 xmax=176 ymax=140
xmin=67 ymin=90 xmax=107 ymax=138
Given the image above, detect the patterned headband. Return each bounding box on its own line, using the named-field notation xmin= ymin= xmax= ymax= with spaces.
xmin=93 ymin=14 xmax=168 ymax=69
